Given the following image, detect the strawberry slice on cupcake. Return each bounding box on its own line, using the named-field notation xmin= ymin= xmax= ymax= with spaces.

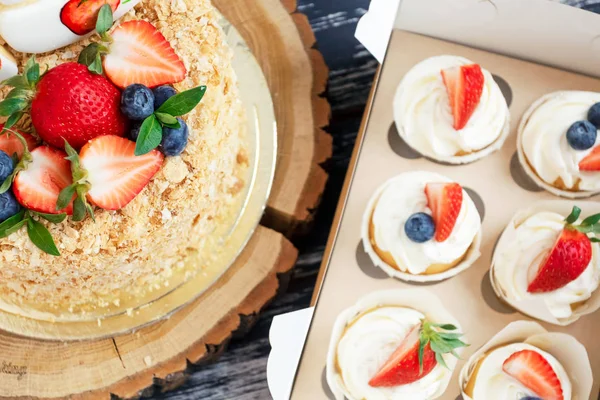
xmin=441 ymin=64 xmax=484 ymax=131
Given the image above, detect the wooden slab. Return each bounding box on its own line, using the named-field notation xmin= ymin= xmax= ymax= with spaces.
xmin=0 ymin=0 xmax=330 ymax=398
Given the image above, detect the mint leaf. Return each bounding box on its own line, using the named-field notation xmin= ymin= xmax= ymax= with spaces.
xmin=2 ymin=75 xmax=28 ymax=89
xmin=36 ymin=213 xmax=67 ymax=224
xmin=155 ymin=112 xmax=180 ymax=127
xmin=565 ymin=206 xmax=581 ymax=224
xmin=5 ymin=219 xmax=27 ymax=236
xmin=156 ymin=86 xmax=207 ymax=116
xmin=78 ymin=43 xmax=101 ymax=66
xmin=0 ymin=210 xmax=25 ymax=238
xmin=0 ymin=171 xmax=16 ymax=194
xmin=0 ymin=97 xmax=27 ymax=117
xmin=135 ymin=114 xmax=163 ymax=156
xmin=57 ymin=184 xmax=76 ymax=211
xmin=27 ymin=219 xmax=60 ymax=256
xmin=96 ymin=4 xmax=114 ymax=35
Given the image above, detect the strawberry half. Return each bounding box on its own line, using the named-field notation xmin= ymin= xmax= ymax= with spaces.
xmin=103 ymin=20 xmax=187 ymax=89
xmin=60 ymin=0 xmax=120 ymax=36
xmin=578 ymin=146 xmax=600 ymax=171
xmin=0 ymin=125 xmax=38 ymax=159
xmin=527 ymin=228 xmax=591 ymax=293
xmin=425 ymin=182 xmax=463 ymax=242
xmin=369 ymin=320 xmax=467 ymax=387
xmin=13 ymin=146 xmax=74 ymax=215
xmin=502 ymin=350 xmax=564 ymax=400
xmin=441 ymin=64 xmax=484 ymax=130
xmin=79 ymin=135 xmax=164 ymax=210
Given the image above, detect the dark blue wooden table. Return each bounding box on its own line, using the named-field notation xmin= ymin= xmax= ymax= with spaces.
xmin=161 ymin=0 xmax=598 ymax=398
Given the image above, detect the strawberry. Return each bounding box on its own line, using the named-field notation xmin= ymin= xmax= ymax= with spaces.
xmin=0 ymin=125 xmax=38 ymax=159
xmin=60 ymin=0 xmax=120 ymax=36
xmin=78 ymin=135 xmax=163 ymax=210
xmin=441 ymin=64 xmax=484 ymax=130
xmin=425 ymin=182 xmax=463 ymax=242
xmin=103 ymin=20 xmax=187 ymax=89
xmin=527 ymin=206 xmax=600 ymax=293
xmin=578 ymin=146 xmax=600 ymax=171
xmin=30 ymin=62 xmax=127 ymax=150
xmin=369 ymin=320 xmax=467 ymax=387
xmin=13 ymin=146 xmax=74 ymax=215
xmin=502 ymin=350 xmax=564 ymax=400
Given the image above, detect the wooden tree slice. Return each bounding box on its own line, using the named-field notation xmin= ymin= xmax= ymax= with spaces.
xmin=215 ymin=0 xmax=332 ymax=235
xmin=0 ymin=1 xmax=330 ymax=398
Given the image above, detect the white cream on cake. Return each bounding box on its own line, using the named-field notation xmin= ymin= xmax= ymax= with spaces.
xmin=370 ymin=171 xmax=480 ymax=275
xmin=468 ymin=343 xmax=572 ymax=400
xmin=0 ymin=44 xmax=18 ymax=81
xmin=519 ymin=91 xmax=600 ymax=193
xmin=393 ymin=55 xmax=509 ymax=162
xmin=493 ymin=211 xmax=600 ymax=319
xmin=335 ymin=306 xmax=450 ymax=400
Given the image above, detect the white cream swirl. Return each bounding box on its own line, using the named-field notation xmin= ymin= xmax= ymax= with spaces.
xmin=520 ymin=91 xmax=600 ymax=192
xmin=371 ymin=171 xmax=481 ymax=275
xmin=469 ymin=343 xmax=572 ymax=400
xmin=393 ymin=55 xmax=509 ymax=160
xmin=493 ymin=211 xmax=600 ymax=319
xmin=336 ymin=307 xmax=450 ymax=400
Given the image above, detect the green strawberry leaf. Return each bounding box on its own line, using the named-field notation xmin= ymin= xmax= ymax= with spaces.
xmin=0 ymin=97 xmax=28 ymax=117
xmin=565 ymin=206 xmax=581 ymax=225
xmin=24 ymin=58 xmax=40 ymax=86
xmin=3 ymin=111 xmax=23 ymax=131
xmin=155 ymin=112 xmax=180 ymax=128
xmin=96 ymin=4 xmax=114 ymax=35
xmin=0 ymin=210 xmax=25 ymax=238
xmin=79 ymin=43 xmax=101 ymax=65
xmin=35 ymin=212 xmax=67 ymax=224
xmin=435 ymin=352 xmax=448 ymax=370
xmin=581 ymin=213 xmax=600 ymax=227
xmin=1 ymin=75 xmax=28 ymax=90
xmin=0 ymin=170 xmax=16 ymax=195
xmin=418 ymin=335 xmax=427 ymax=374
xmin=57 ymin=185 xmax=76 ymax=211
xmin=86 ymin=204 xmax=96 ymax=223
xmin=27 ymin=218 xmax=60 ymax=256
xmin=430 ymin=323 xmax=457 ymax=331
xmin=72 ymin=197 xmax=87 ymax=222
xmin=156 ymin=86 xmax=207 ymax=116
xmin=5 ymin=88 xmax=31 ymax=101
xmin=591 ymin=238 xmax=600 ymax=243
xmin=135 ymin=114 xmax=163 ymax=156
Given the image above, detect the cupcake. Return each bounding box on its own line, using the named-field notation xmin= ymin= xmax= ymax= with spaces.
xmin=326 ymin=289 xmax=468 ymax=400
xmin=459 ymin=320 xmax=592 ymax=400
xmin=362 ymin=171 xmax=482 ymax=282
xmin=491 ymin=201 xmax=600 ymax=325
xmin=518 ymin=91 xmax=600 ymax=198
xmin=393 ymin=55 xmax=510 ymax=164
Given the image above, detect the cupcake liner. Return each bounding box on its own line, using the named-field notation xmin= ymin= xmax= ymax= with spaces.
xmin=395 ymin=96 xmax=511 ymax=165
xmin=361 ymin=175 xmax=482 ymax=283
xmin=458 ymin=320 xmax=592 ymax=400
xmin=490 ymin=200 xmax=600 ymax=325
xmin=517 ymin=91 xmax=600 ymax=199
xmin=326 ymin=289 xmax=465 ymax=400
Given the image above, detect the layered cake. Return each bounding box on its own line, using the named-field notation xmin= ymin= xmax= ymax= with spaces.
xmin=460 ymin=321 xmax=593 ymax=400
xmin=393 ymin=55 xmax=510 ymax=164
xmin=326 ymin=289 xmax=467 ymax=400
xmin=518 ymin=91 xmax=600 ymax=198
xmin=0 ymin=0 xmax=249 ymax=317
xmin=362 ymin=171 xmax=482 ymax=282
xmin=491 ymin=203 xmax=600 ymax=325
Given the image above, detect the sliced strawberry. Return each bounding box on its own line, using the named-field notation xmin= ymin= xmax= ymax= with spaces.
xmin=441 ymin=64 xmax=484 ymax=130
xmin=425 ymin=182 xmax=463 ymax=242
xmin=103 ymin=20 xmax=187 ymax=89
xmin=503 ymin=350 xmax=564 ymax=400
xmin=0 ymin=125 xmax=38 ymax=159
xmin=579 ymin=146 xmax=600 ymax=171
xmin=527 ymin=228 xmax=591 ymax=293
xmin=60 ymin=0 xmax=120 ymax=36
xmin=369 ymin=320 xmax=466 ymax=387
xmin=79 ymin=135 xmax=164 ymax=210
xmin=13 ymin=146 xmax=74 ymax=215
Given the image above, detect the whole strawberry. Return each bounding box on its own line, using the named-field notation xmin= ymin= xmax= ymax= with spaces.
xmin=30 ymin=62 xmax=127 ymax=149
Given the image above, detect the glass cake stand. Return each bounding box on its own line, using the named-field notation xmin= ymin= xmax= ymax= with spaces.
xmin=0 ymin=15 xmax=277 ymax=340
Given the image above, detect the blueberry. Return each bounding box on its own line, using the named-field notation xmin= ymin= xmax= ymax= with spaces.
xmin=129 ymin=122 xmax=142 ymax=141
xmin=404 ymin=212 xmax=435 ymax=243
xmin=520 ymin=397 xmax=542 ymax=400
xmin=0 ymin=150 xmax=14 ymax=183
xmin=0 ymin=191 xmax=20 ymax=223
xmin=160 ymin=118 xmax=189 ymax=156
xmin=121 ymin=84 xmax=155 ymax=121
xmin=153 ymin=85 xmax=177 ymax=110
xmin=566 ymin=120 xmax=597 ymax=150
xmin=588 ymin=102 xmax=600 ymax=128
